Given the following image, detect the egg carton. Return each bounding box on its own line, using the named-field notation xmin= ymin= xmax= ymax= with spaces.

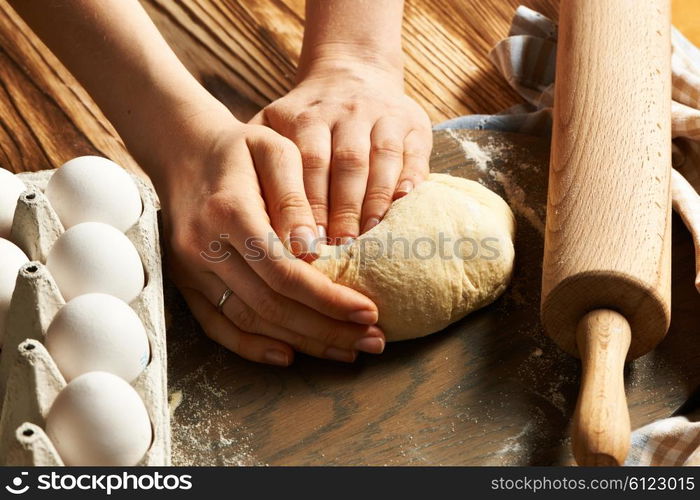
xmin=0 ymin=170 xmax=170 ymax=466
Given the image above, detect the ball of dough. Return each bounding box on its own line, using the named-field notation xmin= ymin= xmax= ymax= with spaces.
xmin=312 ymin=173 xmax=515 ymax=341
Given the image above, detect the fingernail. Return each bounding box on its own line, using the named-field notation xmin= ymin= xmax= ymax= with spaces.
xmin=395 ymin=180 xmax=414 ymax=198
xmin=367 ymin=325 xmax=384 ymax=337
xmin=264 ymin=349 xmax=290 ymax=366
xmin=348 ymin=309 xmax=378 ymax=325
xmin=324 ymin=347 xmax=356 ymax=363
xmin=362 ymin=217 xmax=380 ymax=234
xmin=317 ymin=225 xmax=327 ymax=244
xmin=354 ymin=336 xmax=385 ymax=354
xmin=340 ymin=236 xmax=355 ymax=246
xmin=290 ymin=226 xmax=318 ymax=256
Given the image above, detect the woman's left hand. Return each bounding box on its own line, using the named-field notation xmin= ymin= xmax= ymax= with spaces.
xmin=252 ymin=60 xmax=432 ymax=244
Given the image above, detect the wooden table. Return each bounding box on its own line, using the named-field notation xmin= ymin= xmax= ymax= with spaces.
xmin=164 ymin=129 xmax=700 ymax=466
xmin=1 ymin=0 xmax=699 ymax=466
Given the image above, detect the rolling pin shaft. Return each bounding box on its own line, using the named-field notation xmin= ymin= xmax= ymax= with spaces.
xmin=541 ymin=0 xmax=672 ymax=465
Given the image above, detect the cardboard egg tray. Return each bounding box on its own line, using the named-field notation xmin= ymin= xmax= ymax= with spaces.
xmin=0 ymin=170 xmax=170 ymax=466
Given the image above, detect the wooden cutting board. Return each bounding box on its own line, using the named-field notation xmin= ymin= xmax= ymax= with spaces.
xmin=166 ymin=130 xmax=700 ymax=465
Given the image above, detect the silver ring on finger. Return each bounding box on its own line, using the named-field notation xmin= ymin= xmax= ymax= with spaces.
xmin=216 ymin=288 xmax=234 ymax=313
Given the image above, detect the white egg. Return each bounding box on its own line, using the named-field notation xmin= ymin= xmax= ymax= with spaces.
xmin=45 ymin=156 xmax=142 ymax=232
xmin=0 ymin=169 xmax=26 ymax=239
xmin=0 ymin=238 xmax=29 ymax=347
xmin=47 ymin=222 xmax=144 ymax=303
xmin=46 ymin=371 xmax=152 ymax=466
xmin=46 ymin=293 xmax=150 ymax=382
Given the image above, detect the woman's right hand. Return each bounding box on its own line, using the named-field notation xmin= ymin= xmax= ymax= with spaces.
xmin=150 ymin=103 xmax=385 ymax=366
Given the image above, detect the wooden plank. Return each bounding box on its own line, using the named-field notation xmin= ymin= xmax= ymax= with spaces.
xmin=1 ymin=0 xmax=696 ymax=176
xmin=0 ymin=1 xmax=136 ymax=174
xmin=0 ymin=0 xmax=560 ymax=174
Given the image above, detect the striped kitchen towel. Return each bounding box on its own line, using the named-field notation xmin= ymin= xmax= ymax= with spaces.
xmin=436 ymin=6 xmax=700 ymax=466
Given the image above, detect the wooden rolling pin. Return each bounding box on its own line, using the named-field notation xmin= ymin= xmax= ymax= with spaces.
xmin=541 ymin=0 xmax=672 ymax=466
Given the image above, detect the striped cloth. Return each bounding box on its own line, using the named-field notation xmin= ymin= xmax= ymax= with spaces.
xmin=436 ymin=6 xmax=700 ymax=466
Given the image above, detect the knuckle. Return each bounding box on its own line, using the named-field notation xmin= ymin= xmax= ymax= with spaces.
xmin=294 ymin=335 xmax=313 ymax=355
xmin=371 ymin=140 xmax=403 ymax=159
xmin=404 ymin=130 xmax=433 ymax=163
xmin=317 ymin=329 xmax=340 ymax=347
xmin=363 ymin=186 xmax=394 ymax=206
xmin=203 ymin=193 xmax=242 ymax=222
xmin=260 ymin=138 xmax=300 ymax=165
xmin=300 ymin=149 xmax=328 ymax=170
xmin=263 ymin=103 xmax=293 ymax=124
xmin=272 ymin=190 xmax=309 ymax=217
xmin=404 ymin=147 xmax=430 ymax=162
xmin=329 ymin=212 xmax=361 ymax=234
xmin=307 ymin=196 xmax=329 ymax=214
xmin=333 ymin=149 xmax=367 ymax=169
xmin=254 ymin=291 xmax=286 ymax=325
xmin=342 ymin=101 xmax=360 ymax=113
xmin=267 ymin=263 xmax=299 ymax=297
xmin=229 ymin=306 xmax=258 ymax=332
xmin=330 ymin=203 xmax=362 ymax=222
xmin=294 ymin=110 xmax=318 ymax=127
xmin=284 ymin=331 xmax=305 ymax=351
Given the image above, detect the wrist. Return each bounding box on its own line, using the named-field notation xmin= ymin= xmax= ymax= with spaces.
xmin=123 ymin=96 xmax=237 ymax=195
xmin=297 ymin=42 xmax=404 ymax=85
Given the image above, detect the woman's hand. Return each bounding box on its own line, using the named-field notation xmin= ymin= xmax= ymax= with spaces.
xmin=8 ymin=0 xmax=399 ymax=366
xmin=152 ymin=104 xmax=385 ymax=366
xmin=252 ymin=60 xmax=432 ymax=243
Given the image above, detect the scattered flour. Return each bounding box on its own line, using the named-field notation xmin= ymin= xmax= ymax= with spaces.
xmin=169 ymin=363 xmax=265 ymax=466
xmin=446 ymin=131 xmax=546 ymax=235
xmin=489 ymin=170 xmax=546 ymax=235
xmin=494 ymin=422 xmax=533 ymax=461
xmin=447 ymin=129 xmax=491 ymax=171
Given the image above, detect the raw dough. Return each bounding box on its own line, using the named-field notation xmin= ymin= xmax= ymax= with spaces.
xmin=313 ymin=173 xmax=515 ymax=341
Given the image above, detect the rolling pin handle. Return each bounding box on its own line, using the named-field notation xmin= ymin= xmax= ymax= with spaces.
xmin=571 ymin=309 xmax=632 ymax=466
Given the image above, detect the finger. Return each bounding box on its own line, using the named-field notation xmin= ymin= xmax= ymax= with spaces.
xmin=328 ymin=120 xmax=372 ymax=243
xmin=199 ymin=274 xmax=358 ymax=362
xmin=248 ymin=132 xmax=320 ymax=258
xmin=361 ymin=118 xmax=406 ymax=233
xmin=202 ymin=250 xmax=385 ymax=354
xmin=395 ymin=127 xmax=432 ymax=199
xmin=205 ymin=190 xmax=380 ymax=324
xmin=222 ymin=291 xmax=358 ymax=362
xmin=248 ymin=109 xmax=268 ymax=126
xmin=291 ymin=124 xmax=332 ymax=240
xmin=202 ymin=174 xmax=380 ymax=323
xmin=181 ymin=287 xmax=294 ymax=366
